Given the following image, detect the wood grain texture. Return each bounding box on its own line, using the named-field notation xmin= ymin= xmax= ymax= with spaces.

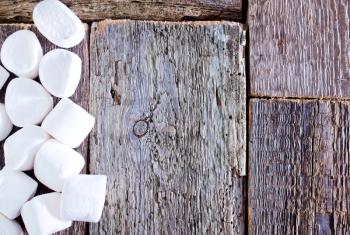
xmin=249 ymin=0 xmax=350 ymax=98
xmin=0 ymin=24 xmax=89 ymax=235
xmin=90 ymin=20 xmax=246 ymax=234
xmin=0 ymin=0 xmax=242 ymax=23
xmin=249 ymin=99 xmax=350 ymax=234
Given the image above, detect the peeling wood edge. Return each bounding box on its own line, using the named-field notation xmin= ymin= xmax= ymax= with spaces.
xmin=92 ymin=19 xmax=244 ymax=32
xmin=238 ymin=27 xmax=247 ymax=177
xmin=249 ymin=97 xmax=350 ymax=106
xmin=0 ymin=23 xmax=32 ymax=28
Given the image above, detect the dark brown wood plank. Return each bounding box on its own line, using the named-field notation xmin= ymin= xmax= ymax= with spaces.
xmin=249 ymin=0 xmax=350 ymax=98
xmin=0 ymin=0 xmax=242 ymax=23
xmin=89 ymin=20 xmax=246 ymax=234
xmin=0 ymin=24 xmax=89 ymax=235
xmin=249 ymin=99 xmax=350 ymax=234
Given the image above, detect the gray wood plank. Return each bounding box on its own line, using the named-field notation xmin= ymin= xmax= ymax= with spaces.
xmin=249 ymin=0 xmax=350 ymax=98
xmin=90 ymin=20 xmax=246 ymax=234
xmin=249 ymin=99 xmax=350 ymax=234
xmin=0 ymin=24 xmax=89 ymax=235
xmin=0 ymin=0 xmax=242 ymax=23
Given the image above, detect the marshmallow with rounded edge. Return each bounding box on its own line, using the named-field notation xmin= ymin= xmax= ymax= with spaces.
xmin=39 ymin=49 xmax=82 ymax=98
xmin=0 ymin=167 xmax=38 ymax=219
xmin=0 ymin=213 xmax=23 ymax=235
xmin=0 ymin=103 xmax=13 ymax=141
xmin=34 ymin=139 xmax=85 ymax=192
xmin=4 ymin=125 xmax=50 ymax=171
xmin=0 ymin=30 xmax=43 ymax=78
xmin=33 ymin=0 xmax=85 ymax=48
xmin=5 ymin=78 xmax=53 ymax=127
xmin=42 ymin=98 xmax=95 ymax=148
xmin=61 ymin=174 xmax=107 ymax=222
xmin=0 ymin=65 xmax=10 ymax=90
xmin=21 ymin=192 xmax=72 ymax=235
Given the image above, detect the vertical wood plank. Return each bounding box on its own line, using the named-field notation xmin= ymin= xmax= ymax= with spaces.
xmin=0 ymin=24 xmax=89 ymax=235
xmin=90 ymin=20 xmax=246 ymax=234
xmin=249 ymin=99 xmax=350 ymax=234
xmin=249 ymin=0 xmax=350 ymax=98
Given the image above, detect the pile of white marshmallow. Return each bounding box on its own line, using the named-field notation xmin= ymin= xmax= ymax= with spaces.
xmin=0 ymin=0 xmax=107 ymax=234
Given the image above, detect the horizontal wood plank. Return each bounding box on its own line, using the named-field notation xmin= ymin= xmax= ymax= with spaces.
xmin=249 ymin=99 xmax=350 ymax=234
xmin=0 ymin=24 xmax=89 ymax=235
xmin=249 ymin=0 xmax=350 ymax=98
xmin=89 ymin=20 xmax=246 ymax=234
xmin=0 ymin=0 xmax=242 ymax=22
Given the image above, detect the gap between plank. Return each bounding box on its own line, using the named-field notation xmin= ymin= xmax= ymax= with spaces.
xmin=242 ymin=0 xmax=250 ymax=234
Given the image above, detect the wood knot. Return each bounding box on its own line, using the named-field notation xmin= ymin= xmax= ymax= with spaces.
xmin=110 ymin=88 xmax=121 ymax=105
xmin=133 ymin=120 xmax=149 ymax=138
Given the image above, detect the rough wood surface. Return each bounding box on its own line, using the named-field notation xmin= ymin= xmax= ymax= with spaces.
xmin=249 ymin=99 xmax=350 ymax=234
xmin=0 ymin=24 xmax=89 ymax=235
xmin=249 ymin=0 xmax=350 ymax=98
xmin=89 ymin=20 xmax=246 ymax=234
xmin=0 ymin=0 xmax=242 ymax=23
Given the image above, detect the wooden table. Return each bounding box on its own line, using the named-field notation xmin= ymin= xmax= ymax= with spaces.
xmin=1 ymin=0 xmax=350 ymax=234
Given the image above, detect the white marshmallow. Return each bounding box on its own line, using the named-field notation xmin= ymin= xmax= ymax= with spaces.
xmin=33 ymin=0 xmax=85 ymax=48
xmin=34 ymin=139 xmax=85 ymax=192
xmin=0 ymin=65 xmax=10 ymax=90
xmin=0 ymin=103 xmax=13 ymax=141
xmin=42 ymin=98 xmax=94 ymax=148
xmin=0 ymin=213 xmax=23 ymax=235
xmin=0 ymin=30 xmax=43 ymax=78
xmin=21 ymin=193 xmax=72 ymax=235
xmin=0 ymin=167 xmax=38 ymax=219
xmin=5 ymin=78 xmax=53 ymax=127
xmin=61 ymin=174 xmax=107 ymax=222
xmin=4 ymin=125 xmax=50 ymax=171
xmin=39 ymin=49 xmax=82 ymax=98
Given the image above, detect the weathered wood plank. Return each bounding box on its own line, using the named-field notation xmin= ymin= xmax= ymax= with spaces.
xmin=90 ymin=20 xmax=246 ymax=234
xmin=0 ymin=0 xmax=242 ymax=23
xmin=249 ymin=99 xmax=350 ymax=234
xmin=249 ymin=0 xmax=350 ymax=98
xmin=0 ymin=24 xmax=89 ymax=235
